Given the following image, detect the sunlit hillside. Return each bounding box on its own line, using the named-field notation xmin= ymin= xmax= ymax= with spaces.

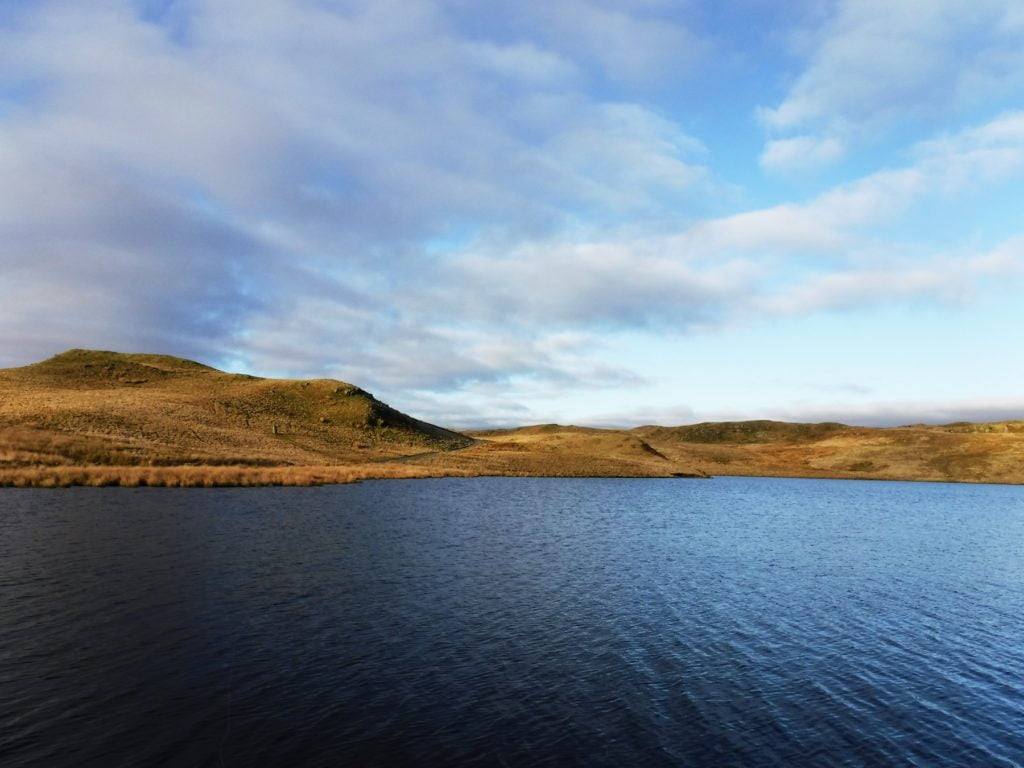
xmin=3 ymin=350 xmax=1023 ymax=486
xmin=0 ymin=349 xmax=471 ymax=474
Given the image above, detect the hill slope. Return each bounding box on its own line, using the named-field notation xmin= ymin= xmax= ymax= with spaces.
xmin=630 ymin=420 xmax=1024 ymax=484
xmin=408 ymin=424 xmax=704 ymax=478
xmin=0 ymin=349 xmax=471 ymax=470
xmin=415 ymin=419 xmax=1024 ymax=484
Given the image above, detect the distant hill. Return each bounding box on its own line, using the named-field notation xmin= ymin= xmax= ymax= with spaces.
xmin=417 ymin=424 xmax=702 ymax=478
xmin=439 ymin=420 xmax=1024 ymax=484
xmin=0 ymin=349 xmax=471 ymax=471
xmin=630 ymin=419 xmax=1024 ymax=484
xmin=634 ymin=420 xmax=849 ymax=444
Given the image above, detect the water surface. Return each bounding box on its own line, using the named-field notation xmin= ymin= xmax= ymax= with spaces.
xmin=1 ymin=477 xmax=1023 ymax=766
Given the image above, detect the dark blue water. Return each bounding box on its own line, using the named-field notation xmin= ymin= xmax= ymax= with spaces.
xmin=1 ymin=477 xmax=1023 ymax=767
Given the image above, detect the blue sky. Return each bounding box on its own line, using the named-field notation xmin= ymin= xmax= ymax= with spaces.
xmin=2 ymin=0 xmax=1023 ymax=428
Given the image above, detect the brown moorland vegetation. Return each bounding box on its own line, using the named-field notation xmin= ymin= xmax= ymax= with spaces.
xmin=628 ymin=420 xmax=1024 ymax=484
xmin=0 ymin=463 xmax=470 ymax=488
xmin=407 ymin=424 xmax=706 ymax=478
xmin=0 ymin=348 xmax=472 ymax=473
xmin=402 ymin=420 xmax=1024 ymax=484
xmin=3 ymin=350 xmax=1023 ymax=486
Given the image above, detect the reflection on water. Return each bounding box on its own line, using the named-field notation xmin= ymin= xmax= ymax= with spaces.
xmin=1 ymin=477 xmax=1023 ymax=766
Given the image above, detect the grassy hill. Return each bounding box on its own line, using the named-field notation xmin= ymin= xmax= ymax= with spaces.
xmin=0 ymin=349 xmax=472 ymax=484
xmin=2 ymin=350 xmax=1022 ymax=486
xmin=630 ymin=420 xmax=1024 ymax=484
xmin=410 ymin=420 xmax=1024 ymax=485
xmin=409 ymin=424 xmax=705 ymax=478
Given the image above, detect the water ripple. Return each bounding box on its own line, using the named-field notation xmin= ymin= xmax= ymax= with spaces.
xmin=1 ymin=478 xmax=1023 ymax=766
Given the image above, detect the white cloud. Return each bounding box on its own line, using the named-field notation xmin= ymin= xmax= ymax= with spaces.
xmin=418 ymin=114 xmax=1024 ymax=348
xmin=0 ymin=0 xmax=713 ymax=372
xmin=436 ymin=237 xmax=757 ymax=331
xmin=464 ymin=40 xmax=579 ymax=86
xmin=692 ymin=204 xmax=845 ymax=253
xmin=759 ymin=134 xmax=845 ymax=173
xmin=2 ymin=1 xmax=1024 ymax=427
xmin=913 ymin=111 xmax=1024 ymax=191
xmin=760 ymin=0 xmax=1024 ymax=164
xmin=760 ymin=264 xmax=967 ymax=315
xmin=734 ymin=111 xmax=1024 ymax=258
xmin=488 ymin=0 xmax=709 ymax=89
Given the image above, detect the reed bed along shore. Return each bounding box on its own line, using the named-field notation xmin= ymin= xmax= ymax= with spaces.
xmin=0 ymin=464 xmax=472 ymax=488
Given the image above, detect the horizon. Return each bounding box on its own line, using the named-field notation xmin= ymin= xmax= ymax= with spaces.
xmin=2 ymin=1 xmax=1023 ymax=429
xmin=11 ymin=346 xmax=1023 ymax=432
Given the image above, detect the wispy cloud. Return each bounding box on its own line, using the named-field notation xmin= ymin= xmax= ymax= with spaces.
xmin=0 ymin=0 xmax=712 ymax=371
xmin=759 ymin=134 xmax=845 ymax=173
xmin=418 ymin=113 xmax=1024 ymax=343
xmin=759 ymin=0 xmax=1024 ymax=170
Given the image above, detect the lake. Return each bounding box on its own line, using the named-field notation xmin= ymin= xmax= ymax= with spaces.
xmin=1 ymin=476 xmax=1023 ymax=766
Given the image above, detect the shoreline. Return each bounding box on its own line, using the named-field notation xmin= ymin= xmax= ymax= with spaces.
xmin=2 ymin=464 xmax=1020 ymax=488
xmin=0 ymin=464 xmax=471 ymax=488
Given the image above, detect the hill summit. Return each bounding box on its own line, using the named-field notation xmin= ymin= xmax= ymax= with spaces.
xmin=0 ymin=349 xmax=471 ymax=470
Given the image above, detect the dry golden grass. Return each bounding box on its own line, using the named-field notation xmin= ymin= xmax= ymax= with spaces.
xmin=4 ymin=350 xmax=1023 ymax=486
xmin=407 ymin=426 xmax=707 ymax=478
xmin=406 ymin=420 xmax=1024 ymax=485
xmin=0 ymin=349 xmax=471 ymax=473
xmin=0 ymin=463 xmax=471 ymax=488
xmin=631 ymin=421 xmax=1024 ymax=484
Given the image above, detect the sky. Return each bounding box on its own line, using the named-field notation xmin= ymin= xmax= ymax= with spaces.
xmin=2 ymin=0 xmax=1024 ymax=428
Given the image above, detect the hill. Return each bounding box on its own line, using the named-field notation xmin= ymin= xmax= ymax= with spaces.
xmin=413 ymin=420 xmax=1024 ymax=485
xmin=408 ymin=424 xmax=705 ymax=478
xmin=630 ymin=420 xmax=1024 ymax=484
xmin=0 ymin=349 xmax=473 ymax=484
xmin=3 ymin=350 xmax=1023 ymax=486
